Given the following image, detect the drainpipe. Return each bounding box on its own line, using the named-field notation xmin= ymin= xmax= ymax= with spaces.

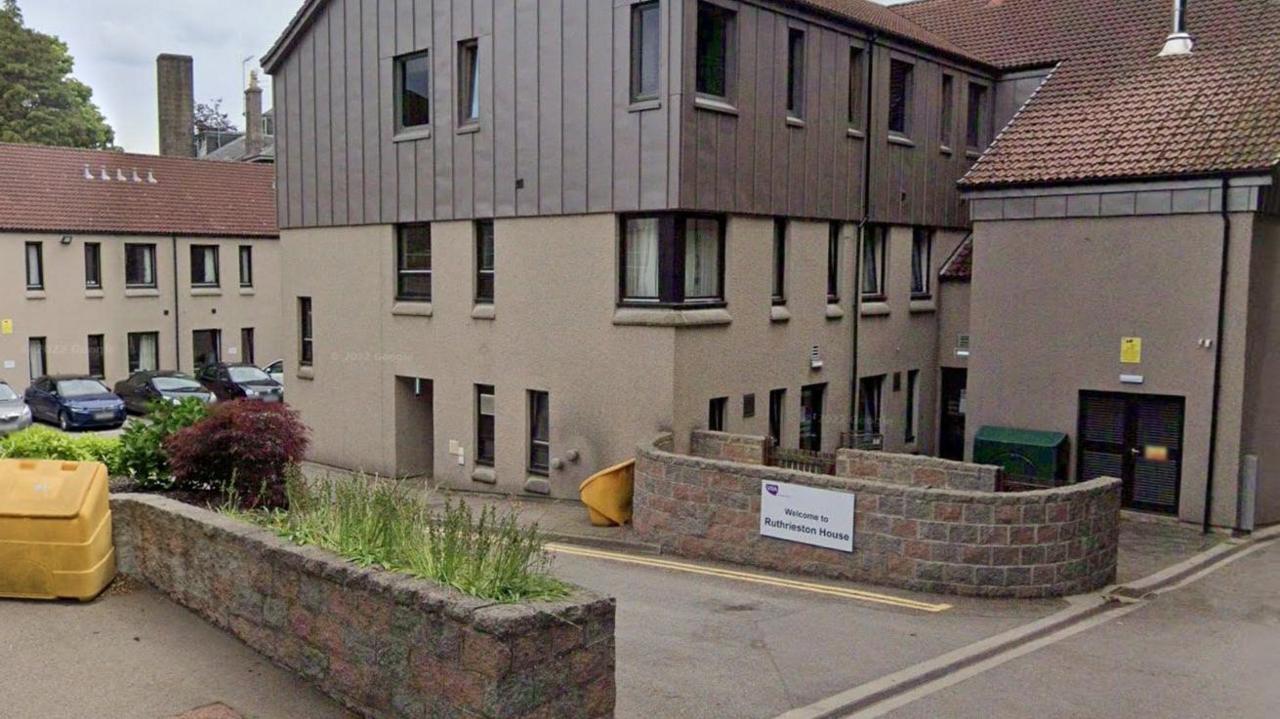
xmin=1203 ymin=176 xmax=1231 ymax=534
xmin=172 ymin=235 xmax=181 ymax=371
xmin=850 ymin=33 xmax=879 ymax=444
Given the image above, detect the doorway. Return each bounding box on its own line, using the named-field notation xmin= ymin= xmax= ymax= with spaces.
xmin=394 ymin=377 xmax=434 ymax=479
xmin=1078 ymin=391 xmax=1184 ymax=514
xmin=192 ymin=329 xmax=221 ymax=371
xmin=939 ymin=368 xmax=968 ymax=461
xmin=799 ymin=384 xmax=826 ymax=452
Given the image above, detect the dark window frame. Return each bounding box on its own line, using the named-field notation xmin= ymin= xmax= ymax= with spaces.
xmin=888 ymin=59 xmax=915 ymax=137
xmin=905 ymin=369 xmax=920 ymax=444
xmin=911 ymin=228 xmax=933 ymax=299
xmin=618 ymin=212 xmax=727 ymax=308
xmin=630 ymin=1 xmax=661 ymax=103
xmin=709 ymin=397 xmax=728 ymax=432
xmin=827 ymin=223 xmax=841 ymax=304
xmin=239 ymin=245 xmax=254 ymax=287
xmin=847 ymin=45 xmax=865 ymax=129
xmin=125 ymin=243 xmax=158 ymax=289
xmin=475 ymin=220 xmax=495 ymax=304
xmin=127 ymin=331 xmax=160 ymax=374
xmin=241 ymin=327 xmax=256 ymax=365
xmin=528 ymin=390 xmax=550 ymax=476
xmin=190 ymin=245 xmax=220 ymax=288
xmin=772 ymin=218 xmax=787 ymax=305
xmin=396 ymin=224 xmax=433 ymax=302
xmin=857 ymin=375 xmax=885 ymax=436
xmin=457 ymin=39 xmax=480 ymax=126
xmin=800 ymin=383 xmax=826 ymax=452
xmin=786 ymin=27 xmax=806 ymax=119
xmin=25 ymin=241 xmax=43 ymax=290
xmin=84 ymin=242 xmax=102 ymax=289
xmin=768 ymin=388 xmax=786 ymax=447
xmin=395 ymin=50 xmax=432 ymax=132
xmin=966 ymin=81 xmax=990 ymax=150
xmin=940 ymin=74 xmax=955 ymax=148
xmin=695 ymin=1 xmax=736 ymax=101
xmin=476 ymin=384 xmax=496 ymax=467
xmin=28 ymin=337 xmax=47 ymax=380
xmin=299 ymin=297 xmax=314 ymax=367
xmin=87 ymin=334 xmax=105 ymax=379
xmin=861 ymin=226 xmax=887 ymax=301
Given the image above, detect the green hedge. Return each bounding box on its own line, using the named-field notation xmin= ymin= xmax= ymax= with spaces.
xmin=0 ymin=426 xmax=123 ymax=475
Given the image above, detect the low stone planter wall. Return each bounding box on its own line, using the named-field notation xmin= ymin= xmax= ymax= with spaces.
xmin=635 ymin=436 xmax=1121 ymax=598
xmin=111 ymin=495 xmax=615 ymax=719
xmin=836 ymin=448 xmax=1002 ymax=492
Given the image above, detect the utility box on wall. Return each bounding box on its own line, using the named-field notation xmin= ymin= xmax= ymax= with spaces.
xmin=974 ymin=426 xmax=1070 ymax=489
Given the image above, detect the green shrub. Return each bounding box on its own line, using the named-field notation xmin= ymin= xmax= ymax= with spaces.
xmin=0 ymin=426 xmax=124 ymax=475
xmin=119 ymin=398 xmax=209 ymax=489
xmin=227 ymin=471 xmax=568 ymax=603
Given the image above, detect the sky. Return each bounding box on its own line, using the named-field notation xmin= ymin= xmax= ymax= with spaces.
xmin=20 ymin=0 xmax=910 ymax=155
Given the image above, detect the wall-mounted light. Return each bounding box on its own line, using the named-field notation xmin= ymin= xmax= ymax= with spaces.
xmin=59 ymin=235 xmax=73 ymax=246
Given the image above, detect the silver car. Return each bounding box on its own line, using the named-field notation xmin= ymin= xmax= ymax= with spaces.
xmin=0 ymin=381 xmax=33 ymax=436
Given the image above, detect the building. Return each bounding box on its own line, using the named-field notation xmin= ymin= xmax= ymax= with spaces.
xmin=262 ymin=0 xmax=994 ymax=496
xmin=156 ymin=54 xmax=276 ymax=164
xmin=899 ymin=0 xmax=1280 ymax=529
xmin=0 ymin=143 xmax=282 ymax=389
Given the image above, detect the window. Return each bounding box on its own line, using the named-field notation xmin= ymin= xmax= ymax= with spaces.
xmin=476 ymin=385 xmax=495 ymax=467
xmin=397 ymin=51 xmax=431 ymax=130
xmin=241 ymin=328 xmax=256 ymax=365
xmin=299 ymin=297 xmax=314 ymax=367
xmin=861 ymin=226 xmax=887 ymax=299
xmin=772 ymin=219 xmax=787 ymax=305
xmin=620 ymin=214 xmax=725 ymax=306
xmin=475 ymin=220 xmax=495 ymax=304
xmin=28 ymin=338 xmax=46 ymax=380
xmin=768 ymin=389 xmax=786 ymax=447
xmin=125 ymin=243 xmax=157 ymax=288
xmin=630 ymin=1 xmax=661 ymax=103
xmin=800 ymin=383 xmax=825 ymax=452
xmin=911 ymin=229 xmax=932 ymax=298
xmin=827 ymin=223 xmax=841 ymax=303
xmin=85 ymin=242 xmax=102 ymax=289
xmin=709 ymin=397 xmax=728 ymax=432
xmin=458 ymin=39 xmax=480 ymax=125
xmin=396 ymin=225 xmax=432 ymax=301
xmin=967 ymin=82 xmax=989 ymax=149
xmin=857 ymin=375 xmax=885 ymax=436
xmin=528 ymin=390 xmax=550 ymax=475
xmin=128 ymin=332 xmax=159 ymax=373
xmin=190 ymin=245 xmax=219 ymax=287
xmin=940 ymin=74 xmax=955 ymax=147
xmin=786 ymin=28 xmax=805 ymax=118
xmin=847 ymin=47 xmax=864 ymax=128
xmin=87 ymin=335 xmax=105 ymax=378
xmin=239 ymin=245 xmax=254 ymax=287
xmin=905 ymin=369 xmax=920 ymax=444
xmin=743 ymin=393 xmax=756 ymax=419
xmin=695 ymin=1 xmax=734 ymax=99
xmin=25 ymin=242 xmax=43 ymax=290
xmin=888 ymin=59 xmax=914 ymax=136
xmin=192 ymin=329 xmax=221 ymax=371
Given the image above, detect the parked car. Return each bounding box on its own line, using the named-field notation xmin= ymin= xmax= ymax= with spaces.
xmin=114 ymin=370 xmax=216 ymax=414
xmin=264 ymin=359 xmax=284 ymax=386
xmin=197 ymin=363 xmax=285 ymax=403
xmin=24 ymin=375 xmax=126 ymax=431
xmin=0 ymin=381 xmax=33 ymax=436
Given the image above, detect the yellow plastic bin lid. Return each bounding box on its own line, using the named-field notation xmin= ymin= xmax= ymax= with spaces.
xmin=0 ymin=460 xmax=101 ymax=519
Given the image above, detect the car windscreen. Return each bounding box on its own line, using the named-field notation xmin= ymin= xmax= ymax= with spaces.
xmin=0 ymin=385 xmax=17 ymax=401
xmin=153 ymin=377 xmax=204 ymax=392
xmin=228 ymin=366 xmax=272 ymax=383
xmin=56 ymin=379 xmax=111 ymax=398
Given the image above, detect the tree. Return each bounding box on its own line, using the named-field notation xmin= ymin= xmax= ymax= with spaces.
xmin=0 ymin=1 xmax=114 ymax=148
xmin=194 ymin=98 xmax=238 ymax=134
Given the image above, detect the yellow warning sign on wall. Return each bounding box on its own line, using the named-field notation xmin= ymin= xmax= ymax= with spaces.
xmin=1121 ymin=337 xmax=1142 ymax=364
xmin=0 ymin=319 xmax=12 ymax=336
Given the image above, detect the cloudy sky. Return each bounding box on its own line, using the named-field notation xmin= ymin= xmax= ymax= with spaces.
xmin=21 ymin=0 xmax=908 ymax=154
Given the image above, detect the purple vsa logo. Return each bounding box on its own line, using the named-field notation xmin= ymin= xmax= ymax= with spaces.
xmin=765 ymin=484 xmax=780 ymax=496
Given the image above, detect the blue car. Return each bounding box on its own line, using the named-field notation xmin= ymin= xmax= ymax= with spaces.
xmin=25 ymin=375 xmax=127 ymax=431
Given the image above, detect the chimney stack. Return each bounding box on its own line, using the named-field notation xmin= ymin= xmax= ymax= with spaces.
xmin=245 ymin=71 xmax=264 ymax=159
xmin=157 ymin=54 xmax=195 ymax=157
xmin=1159 ymin=0 xmax=1194 ymax=56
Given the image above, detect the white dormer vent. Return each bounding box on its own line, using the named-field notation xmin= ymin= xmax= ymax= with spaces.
xmin=132 ymin=169 xmax=142 ymax=183
xmin=83 ymin=164 xmax=93 ymax=180
xmin=146 ymin=170 xmax=157 ymax=184
xmin=1159 ymin=0 xmax=1194 ymax=56
xmin=116 ymin=169 xmax=127 ymax=182
xmin=99 ymin=166 xmax=110 ymax=181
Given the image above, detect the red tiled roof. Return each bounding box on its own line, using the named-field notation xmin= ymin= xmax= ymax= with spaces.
xmin=939 ymin=234 xmax=973 ymax=281
xmin=0 ymin=143 xmax=277 ymax=237
xmin=896 ymin=0 xmax=1280 ymax=187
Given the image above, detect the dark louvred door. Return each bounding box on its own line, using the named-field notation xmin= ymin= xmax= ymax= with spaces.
xmin=1078 ymin=392 xmax=1184 ymax=514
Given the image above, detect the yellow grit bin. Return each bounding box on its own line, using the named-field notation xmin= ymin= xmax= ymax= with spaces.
xmin=0 ymin=459 xmax=116 ymax=601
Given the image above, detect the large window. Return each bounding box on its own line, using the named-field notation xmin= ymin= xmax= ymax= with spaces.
xmin=827 ymin=223 xmax=841 ymax=303
xmin=190 ymin=245 xmax=219 ymax=287
xmin=861 ymin=226 xmax=887 ymax=300
xmin=630 ymin=1 xmax=661 ymax=103
xmin=25 ymin=242 xmax=43 ymax=290
xmin=84 ymin=242 xmax=102 ymax=289
xmin=800 ymin=383 xmax=825 ymax=452
xmin=708 ymin=397 xmax=728 ymax=432
xmin=967 ymin=82 xmax=989 ymax=149
xmin=847 ymin=47 xmax=864 ymax=129
xmin=458 ymin=39 xmax=480 ymax=126
xmin=786 ymin=28 xmax=806 ymax=119
xmin=475 ymin=220 xmax=495 ymax=304
xmin=298 ymin=297 xmax=314 ymax=367
xmin=940 ymin=74 xmax=955 ymax=147
xmin=396 ymin=225 xmax=432 ymax=301
xmin=620 ymin=214 xmax=725 ymax=306
xmin=127 ymin=332 xmax=159 ymax=373
xmin=397 ymin=51 xmax=431 ymax=130
xmin=239 ymin=245 xmax=254 ymax=287
xmin=695 ymin=1 xmax=734 ymax=99
xmin=476 ymin=385 xmax=495 ymax=467
xmin=87 ymin=335 xmax=105 ymax=378
xmin=125 ymin=243 xmax=157 ymax=288
xmin=28 ymin=338 xmax=46 ymax=380
xmin=772 ymin=219 xmax=787 ymax=305
xmin=857 ymin=375 xmax=884 ymax=437
xmin=905 ymin=369 xmax=920 ymax=444
xmin=911 ymin=229 xmax=932 ymax=299
xmin=528 ymin=390 xmax=550 ymax=476
xmin=888 ymin=59 xmax=914 ymax=137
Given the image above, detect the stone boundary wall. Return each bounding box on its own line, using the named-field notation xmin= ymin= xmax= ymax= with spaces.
xmin=111 ymin=495 xmax=615 ymax=719
xmin=635 ymin=436 xmax=1121 ymax=598
xmin=690 ymin=430 xmax=770 ymax=465
xmin=837 ymin=449 xmax=1002 ymax=492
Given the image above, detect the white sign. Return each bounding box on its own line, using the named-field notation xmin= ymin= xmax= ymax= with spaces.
xmin=760 ymin=481 xmax=856 ymax=552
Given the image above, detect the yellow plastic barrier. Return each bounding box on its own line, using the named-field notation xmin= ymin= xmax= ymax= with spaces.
xmin=578 ymin=460 xmax=635 ymax=527
xmin=0 ymin=459 xmax=116 ymax=601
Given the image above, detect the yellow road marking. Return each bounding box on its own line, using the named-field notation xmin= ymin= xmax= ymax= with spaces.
xmin=546 ymin=542 xmax=951 ymax=613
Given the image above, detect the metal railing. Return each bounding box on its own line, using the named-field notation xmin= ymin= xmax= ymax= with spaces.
xmin=840 ymin=432 xmax=884 ymax=451
xmin=769 ymin=447 xmax=837 ymax=475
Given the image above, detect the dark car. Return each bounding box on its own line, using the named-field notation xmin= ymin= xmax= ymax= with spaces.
xmin=24 ymin=375 xmax=126 ymax=431
xmin=114 ymin=370 xmax=216 ymax=414
xmin=197 ymin=363 xmax=284 ymax=403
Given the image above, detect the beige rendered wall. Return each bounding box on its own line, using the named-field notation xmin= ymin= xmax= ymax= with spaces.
xmin=1242 ymin=215 xmax=1280 ymax=525
xmin=0 ymin=233 xmax=281 ymax=389
xmin=966 ymin=213 xmax=1254 ymax=526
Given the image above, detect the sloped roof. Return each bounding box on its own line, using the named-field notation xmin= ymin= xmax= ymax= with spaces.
xmin=939 ymin=234 xmax=973 ymax=281
xmin=0 ymin=143 xmax=278 ymax=238
xmin=897 ymin=0 xmax=1280 ymax=187
xmin=203 ymin=135 xmax=276 ymax=163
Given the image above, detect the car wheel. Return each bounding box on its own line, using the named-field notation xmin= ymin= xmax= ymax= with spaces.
xmin=59 ymin=411 xmax=72 ymax=432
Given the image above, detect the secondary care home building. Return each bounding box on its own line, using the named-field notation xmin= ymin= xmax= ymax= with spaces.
xmin=899 ymin=0 xmax=1280 ymax=529
xmin=0 ymin=143 xmax=282 ymax=389
xmin=262 ymin=0 xmax=998 ymax=497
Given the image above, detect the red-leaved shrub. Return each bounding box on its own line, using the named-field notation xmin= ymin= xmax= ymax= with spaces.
xmin=164 ymin=400 xmax=310 ymax=508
